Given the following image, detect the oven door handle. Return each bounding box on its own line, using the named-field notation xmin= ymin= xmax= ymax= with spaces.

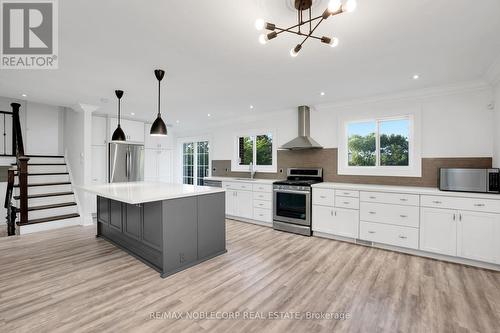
xmin=273 ymin=189 xmax=309 ymax=195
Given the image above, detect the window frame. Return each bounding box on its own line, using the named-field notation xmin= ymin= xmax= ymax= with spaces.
xmin=231 ymin=129 xmax=277 ymax=173
xmin=338 ymin=112 xmax=421 ymax=177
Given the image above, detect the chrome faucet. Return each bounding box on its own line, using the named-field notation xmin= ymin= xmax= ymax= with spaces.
xmin=249 ymin=162 xmax=255 ymax=179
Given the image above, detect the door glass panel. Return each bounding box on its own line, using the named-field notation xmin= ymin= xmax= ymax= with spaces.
xmin=183 ymin=142 xmax=194 ymax=185
xmin=196 ymin=141 xmax=209 ymax=185
xmin=276 ymin=192 xmax=306 ymax=220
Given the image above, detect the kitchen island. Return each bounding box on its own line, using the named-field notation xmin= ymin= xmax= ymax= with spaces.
xmin=81 ymin=182 xmax=226 ymax=278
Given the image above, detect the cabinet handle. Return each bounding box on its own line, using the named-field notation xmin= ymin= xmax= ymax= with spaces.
xmin=343 ymin=202 xmax=350 ymax=205
xmin=459 ymin=213 xmax=462 ymax=221
xmin=335 ymin=211 xmax=337 ymax=216
xmin=259 ymin=203 xmax=263 ymax=206
xmin=369 ymin=196 xmax=376 ymax=199
xmin=259 ymin=214 xmax=264 ymax=217
xmin=320 ymin=196 xmax=326 ymax=199
xmin=368 ymin=231 xmax=376 ymax=234
xmin=432 ymin=200 xmax=442 ymax=204
xmin=330 ymin=210 xmax=334 ymax=216
xmin=400 ymin=198 xmax=408 ymax=202
xmin=400 ymin=215 xmax=407 ymax=218
xmin=398 ymin=235 xmax=407 ymax=239
xmin=452 ymin=213 xmax=456 ymax=221
xmin=369 ymin=211 xmax=376 ymax=215
xmin=343 ymin=192 xmax=350 ymax=195
xmin=474 ymin=203 xmax=485 ymax=207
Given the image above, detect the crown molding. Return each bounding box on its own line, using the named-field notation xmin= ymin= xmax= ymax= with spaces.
xmin=315 ymin=80 xmax=491 ymax=111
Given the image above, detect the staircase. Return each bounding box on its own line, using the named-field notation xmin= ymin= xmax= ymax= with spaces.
xmin=11 ymin=155 xmax=80 ymax=234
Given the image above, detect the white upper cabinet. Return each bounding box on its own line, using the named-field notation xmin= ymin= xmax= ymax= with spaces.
xmin=144 ymin=124 xmax=174 ymax=149
xmin=144 ymin=148 xmax=173 ymax=183
xmin=92 ymin=116 xmax=107 ymax=146
xmin=109 ymin=118 xmax=144 ymax=142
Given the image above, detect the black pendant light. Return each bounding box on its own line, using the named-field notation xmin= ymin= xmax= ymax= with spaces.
xmin=150 ymin=69 xmax=168 ymax=136
xmin=111 ymin=90 xmax=126 ymax=141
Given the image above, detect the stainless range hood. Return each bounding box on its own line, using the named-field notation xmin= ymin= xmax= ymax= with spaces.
xmin=280 ymin=105 xmax=323 ymax=150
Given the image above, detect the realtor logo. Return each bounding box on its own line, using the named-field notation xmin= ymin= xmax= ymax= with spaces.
xmin=1 ymin=0 xmax=58 ymax=69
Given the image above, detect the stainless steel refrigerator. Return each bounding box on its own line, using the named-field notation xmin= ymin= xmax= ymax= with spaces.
xmin=108 ymin=142 xmax=145 ymax=183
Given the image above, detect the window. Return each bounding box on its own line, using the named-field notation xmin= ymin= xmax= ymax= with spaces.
xmin=232 ymin=131 xmax=276 ymax=172
xmin=339 ymin=114 xmax=420 ymax=177
xmin=182 ymin=140 xmax=210 ymax=185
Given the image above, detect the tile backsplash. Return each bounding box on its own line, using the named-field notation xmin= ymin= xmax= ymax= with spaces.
xmin=211 ymin=148 xmax=492 ymax=187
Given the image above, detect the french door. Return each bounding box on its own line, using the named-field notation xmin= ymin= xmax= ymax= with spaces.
xmin=182 ymin=140 xmax=209 ymax=185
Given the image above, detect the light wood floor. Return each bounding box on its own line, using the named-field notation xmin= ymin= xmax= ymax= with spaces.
xmin=1 ymin=220 xmax=499 ymax=333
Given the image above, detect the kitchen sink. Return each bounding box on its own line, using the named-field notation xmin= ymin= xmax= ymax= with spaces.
xmin=235 ymin=178 xmax=257 ymax=181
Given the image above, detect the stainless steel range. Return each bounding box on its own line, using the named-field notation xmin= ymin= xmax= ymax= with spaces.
xmin=273 ymin=168 xmax=323 ymax=236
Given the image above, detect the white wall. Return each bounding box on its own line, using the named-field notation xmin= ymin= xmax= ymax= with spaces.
xmin=0 ymin=96 xmax=63 ymax=155
xmin=493 ymin=82 xmax=500 ymax=167
xmin=174 ymin=84 xmax=494 ymax=179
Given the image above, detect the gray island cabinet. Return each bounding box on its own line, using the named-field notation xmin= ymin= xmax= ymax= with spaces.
xmin=83 ymin=182 xmax=226 ymax=278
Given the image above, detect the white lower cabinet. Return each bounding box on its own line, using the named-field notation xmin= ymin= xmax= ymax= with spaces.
xmin=420 ymin=207 xmax=457 ymax=256
xmin=223 ymin=181 xmax=273 ymax=224
xmin=457 ymin=211 xmax=500 ymax=263
xmin=91 ymin=146 xmax=107 ymax=183
xmin=360 ymin=221 xmax=419 ymax=249
xmin=225 ymin=189 xmax=253 ymax=220
xmin=312 ymin=205 xmax=359 ymax=238
xmin=420 ymin=207 xmax=500 ymax=264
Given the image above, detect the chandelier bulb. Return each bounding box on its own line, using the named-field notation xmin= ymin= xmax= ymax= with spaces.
xmin=290 ymin=44 xmax=301 ymax=57
xmin=255 ymin=19 xmax=265 ymax=31
xmin=343 ymin=0 xmax=357 ymax=13
xmin=327 ymin=0 xmax=342 ymax=13
xmin=258 ymin=34 xmax=268 ymax=45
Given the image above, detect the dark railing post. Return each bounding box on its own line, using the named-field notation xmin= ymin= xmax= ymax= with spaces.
xmin=8 ymin=206 xmax=16 ymax=236
xmin=5 ymin=168 xmax=15 ymax=235
xmin=18 ymin=156 xmax=29 ymax=226
xmin=11 ymin=103 xmax=20 ymax=156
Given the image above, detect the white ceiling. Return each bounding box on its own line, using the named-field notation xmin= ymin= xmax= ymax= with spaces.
xmin=1 ymin=0 xmax=500 ymax=132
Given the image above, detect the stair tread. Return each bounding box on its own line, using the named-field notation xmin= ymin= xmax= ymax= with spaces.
xmin=17 ymin=213 xmax=80 ymax=226
xmin=14 ymin=191 xmax=74 ymax=200
xmin=14 ymin=181 xmax=71 ymax=188
xmin=27 ymin=172 xmax=69 ymax=176
xmin=25 ymin=155 xmax=64 ymax=158
xmin=15 ymin=202 xmax=77 ymax=212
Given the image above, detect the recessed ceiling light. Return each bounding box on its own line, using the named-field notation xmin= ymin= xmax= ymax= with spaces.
xmin=320 ymin=92 xmax=325 ymax=96
xmin=413 ymin=74 xmax=420 ymax=80
xmin=130 ymin=112 xmax=135 ymax=116
xmin=250 ymin=105 xmax=254 ymax=109
xmin=21 ymin=93 xmax=27 ymax=97
xmin=207 ymin=113 xmax=211 ymax=117
xmin=176 ymin=120 xmax=180 ymax=124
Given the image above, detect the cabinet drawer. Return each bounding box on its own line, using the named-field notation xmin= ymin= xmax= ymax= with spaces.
xmin=252 ymin=183 xmax=272 ymax=193
xmin=335 ymin=189 xmax=359 ymax=198
xmin=253 ymin=208 xmax=272 ymax=222
xmin=360 ymin=202 xmax=419 ymax=228
xmin=335 ymin=196 xmax=359 ymax=210
xmin=223 ymin=182 xmax=252 ymax=191
xmin=421 ymin=195 xmax=500 ymax=213
xmin=253 ymin=199 xmax=271 ymax=209
xmin=360 ymin=191 xmax=419 ymax=206
xmin=313 ymin=188 xmax=335 ymax=206
xmin=253 ymin=191 xmax=272 ymax=201
xmin=359 ymin=221 xmax=418 ymax=249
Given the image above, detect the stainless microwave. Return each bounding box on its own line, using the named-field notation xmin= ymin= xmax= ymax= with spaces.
xmin=439 ymin=168 xmax=500 ymax=193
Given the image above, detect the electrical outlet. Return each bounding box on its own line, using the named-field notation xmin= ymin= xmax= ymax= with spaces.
xmin=279 ymin=168 xmax=284 ymax=173
xmin=179 ymin=253 xmax=185 ymax=264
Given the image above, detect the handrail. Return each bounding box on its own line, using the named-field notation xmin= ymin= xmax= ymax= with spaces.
xmin=5 ymin=103 xmax=29 ymax=235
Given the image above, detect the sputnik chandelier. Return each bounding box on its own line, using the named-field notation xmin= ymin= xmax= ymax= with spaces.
xmin=255 ymin=0 xmax=357 ymax=57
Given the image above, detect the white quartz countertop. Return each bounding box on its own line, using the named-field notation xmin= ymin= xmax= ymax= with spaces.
xmin=79 ymin=181 xmax=225 ymax=204
xmin=312 ymin=182 xmax=500 ymax=200
xmin=203 ymin=176 xmax=282 ymax=184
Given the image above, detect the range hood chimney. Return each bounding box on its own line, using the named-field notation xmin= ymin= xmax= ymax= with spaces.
xmin=280 ymin=105 xmax=323 ymax=150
